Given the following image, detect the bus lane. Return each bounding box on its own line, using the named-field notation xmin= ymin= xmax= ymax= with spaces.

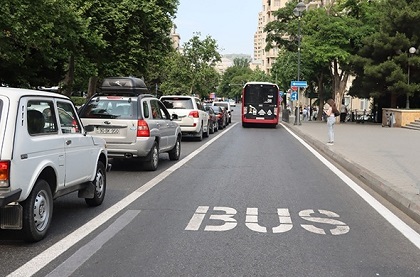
xmin=12 ymin=116 xmax=420 ymax=277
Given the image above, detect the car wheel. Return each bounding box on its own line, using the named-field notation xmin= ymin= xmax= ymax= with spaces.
xmin=196 ymin=124 xmax=203 ymax=141
xmin=204 ymin=121 xmax=210 ymax=138
xmin=214 ymin=122 xmax=219 ymax=132
xmin=209 ymin=121 xmax=214 ymax=134
xmin=22 ymin=179 xmax=53 ymax=242
xmin=85 ymin=161 xmax=106 ymax=207
xmin=168 ymin=136 xmax=181 ymax=160
xmin=143 ymin=142 xmax=159 ymax=171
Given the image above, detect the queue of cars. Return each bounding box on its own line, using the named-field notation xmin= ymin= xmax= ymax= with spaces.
xmin=0 ymin=76 xmax=234 ymax=242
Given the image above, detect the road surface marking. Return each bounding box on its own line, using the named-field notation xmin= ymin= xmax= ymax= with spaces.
xmin=8 ymin=124 xmax=238 ymax=277
xmin=281 ymin=123 xmax=420 ymax=248
xmin=45 ymin=210 xmax=140 ymax=277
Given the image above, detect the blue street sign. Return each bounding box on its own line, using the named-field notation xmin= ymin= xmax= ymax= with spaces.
xmin=290 ymin=92 xmax=298 ymax=101
xmin=290 ymin=80 xmax=308 ymax=87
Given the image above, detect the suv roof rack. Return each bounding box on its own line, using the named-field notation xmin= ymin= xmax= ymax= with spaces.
xmin=99 ymin=77 xmax=149 ymax=95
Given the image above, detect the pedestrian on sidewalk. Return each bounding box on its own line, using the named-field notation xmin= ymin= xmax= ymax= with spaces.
xmin=323 ymin=99 xmax=339 ymax=145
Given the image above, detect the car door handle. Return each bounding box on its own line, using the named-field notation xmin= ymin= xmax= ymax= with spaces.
xmin=66 ymin=140 xmax=72 ymax=145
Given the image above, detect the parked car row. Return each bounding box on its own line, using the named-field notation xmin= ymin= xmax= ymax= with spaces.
xmin=0 ymin=77 xmax=235 ymax=242
xmin=0 ymin=77 xmax=234 ymax=242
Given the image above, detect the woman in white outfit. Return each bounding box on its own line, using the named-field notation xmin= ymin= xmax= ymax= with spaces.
xmin=323 ymin=99 xmax=338 ymax=145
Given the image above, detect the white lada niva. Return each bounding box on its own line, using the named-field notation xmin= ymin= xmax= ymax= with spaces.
xmin=0 ymin=87 xmax=110 ymax=242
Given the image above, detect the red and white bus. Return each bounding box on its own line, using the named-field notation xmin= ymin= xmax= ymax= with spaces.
xmin=241 ymin=82 xmax=280 ymax=128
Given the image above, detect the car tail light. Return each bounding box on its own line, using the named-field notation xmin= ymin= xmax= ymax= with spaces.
xmin=137 ymin=120 xmax=150 ymax=137
xmin=189 ymin=111 xmax=199 ymax=118
xmin=72 ymin=119 xmax=79 ymax=132
xmin=0 ymin=161 xmax=10 ymax=187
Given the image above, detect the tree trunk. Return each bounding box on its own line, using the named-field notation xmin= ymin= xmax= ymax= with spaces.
xmin=87 ymin=76 xmax=99 ymax=99
xmin=390 ymin=92 xmax=398 ymax=108
xmin=332 ymin=59 xmax=350 ymax=123
xmin=62 ymin=54 xmax=75 ymax=97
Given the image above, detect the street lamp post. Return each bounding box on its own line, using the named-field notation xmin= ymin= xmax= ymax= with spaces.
xmin=293 ymin=2 xmax=306 ymax=125
xmin=407 ymin=46 xmax=417 ymax=109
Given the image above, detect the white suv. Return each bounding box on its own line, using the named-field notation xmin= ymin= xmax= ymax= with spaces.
xmin=0 ymin=87 xmax=109 ymax=242
xmin=79 ymin=77 xmax=182 ymax=171
xmin=160 ymin=95 xmax=210 ymax=141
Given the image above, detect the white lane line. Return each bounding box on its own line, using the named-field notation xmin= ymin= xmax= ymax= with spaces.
xmin=8 ymin=123 xmax=238 ymax=277
xmin=45 ymin=210 xmax=140 ymax=277
xmin=281 ymin=123 xmax=420 ymax=249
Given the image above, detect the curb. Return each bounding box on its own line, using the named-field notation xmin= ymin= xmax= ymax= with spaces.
xmin=284 ymin=122 xmax=420 ymax=224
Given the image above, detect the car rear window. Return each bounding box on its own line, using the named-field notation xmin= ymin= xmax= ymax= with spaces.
xmin=79 ymin=96 xmax=137 ymax=119
xmin=161 ymin=98 xmax=193 ymax=109
xmin=212 ymin=106 xmax=223 ymax=113
xmin=214 ymin=102 xmax=228 ymax=109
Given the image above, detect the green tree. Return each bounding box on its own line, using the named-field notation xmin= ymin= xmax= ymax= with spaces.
xmin=218 ymin=59 xmax=252 ymax=100
xmin=0 ymin=0 xmax=99 ymax=90
xmin=160 ymin=33 xmax=222 ymax=99
xmin=350 ymin=0 xmax=420 ymax=109
xmin=81 ymin=0 xmax=178 ymax=96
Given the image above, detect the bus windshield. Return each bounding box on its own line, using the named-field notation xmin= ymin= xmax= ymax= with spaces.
xmin=242 ymin=82 xmax=280 ymax=127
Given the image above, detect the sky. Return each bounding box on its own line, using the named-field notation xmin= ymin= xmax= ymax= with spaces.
xmin=174 ymin=0 xmax=261 ymax=57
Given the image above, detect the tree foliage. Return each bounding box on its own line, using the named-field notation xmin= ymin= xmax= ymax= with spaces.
xmin=160 ymin=33 xmax=221 ymax=99
xmin=0 ymin=0 xmax=178 ymax=96
xmin=350 ymin=0 xmax=420 ymax=108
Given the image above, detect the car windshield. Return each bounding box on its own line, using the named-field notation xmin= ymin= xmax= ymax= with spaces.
xmin=212 ymin=106 xmax=222 ymax=113
xmin=79 ymin=97 xmax=136 ymax=119
xmin=161 ymin=98 xmax=193 ymax=109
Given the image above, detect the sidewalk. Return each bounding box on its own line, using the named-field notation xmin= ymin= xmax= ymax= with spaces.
xmin=283 ymin=117 xmax=420 ymax=223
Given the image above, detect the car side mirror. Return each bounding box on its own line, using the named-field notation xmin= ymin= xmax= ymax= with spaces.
xmin=84 ymin=125 xmax=94 ymax=133
xmin=171 ymin=113 xmax=178 ymax=120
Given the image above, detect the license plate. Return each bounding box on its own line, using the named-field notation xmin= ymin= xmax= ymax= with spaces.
xmin=98 ymin=128 xmax=119 ymax=134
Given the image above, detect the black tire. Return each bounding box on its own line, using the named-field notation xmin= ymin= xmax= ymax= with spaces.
xmin=209 ymin=121 xmax=214 ymax=134
xmin=196 ymin=124 xmax=203 ymax=141
xmin=85 ymin=161 xmax=106 ymax=207
xmin=168 ymin=136 xmax=181 ymax=160
xmin=214 ymin=122 xmax=219 ymax=132
xmin=203 ymin=121 xmax=210 ymax=138
xmin=22 ymin=179 xmax=53 ymax=242
xmin=143 ymin=142 xmax=159 ymax=171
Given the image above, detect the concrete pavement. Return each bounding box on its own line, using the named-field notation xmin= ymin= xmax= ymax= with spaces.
xmin=282 ymin=117 xmax=420 ymax=223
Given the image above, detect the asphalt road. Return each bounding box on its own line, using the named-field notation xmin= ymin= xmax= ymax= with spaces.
xmin=2 ymin=111 xmax=420 ymax=277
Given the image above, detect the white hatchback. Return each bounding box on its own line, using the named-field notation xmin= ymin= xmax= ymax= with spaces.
xmin=0 ymin=87 xmax=109 ymax=242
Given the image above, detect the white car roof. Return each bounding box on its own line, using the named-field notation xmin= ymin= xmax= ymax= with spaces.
xmin=0 ymin=87 xmax=70 ymax=100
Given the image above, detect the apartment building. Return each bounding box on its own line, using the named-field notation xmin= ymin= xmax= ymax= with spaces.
xmin=252 ymin=0 xmax=288 ymax=73
xmin=252 ymin=0 xmax=335 ymax=73
xmin=253 ymin=0 xmax=370 ymax=112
